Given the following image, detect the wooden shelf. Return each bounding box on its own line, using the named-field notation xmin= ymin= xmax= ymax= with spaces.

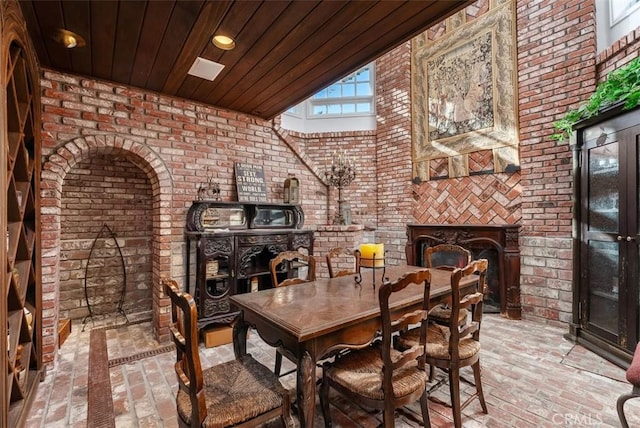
xmin=3 ymin=31 xmax=42 ymax=428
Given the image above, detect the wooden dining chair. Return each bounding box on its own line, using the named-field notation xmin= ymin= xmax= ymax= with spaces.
xmin=425 ymin=244 xmax=474 ymax=326
xmin=397 ymin=259 xmax=489 ymax=428
xmin=269 ymin=250 xmax=316 ymax=376
xmin=319 ymin=269 xmax=432 ymax=428
xmin=326 ymin=247 xmax=360 ymax=278
xmin=270 ymin=250 xmax=316 ymax=288
xmin=425 ymin=243 xmax=472 ymax=270
xmin=162 ymin=278 xmax=294 ymax=428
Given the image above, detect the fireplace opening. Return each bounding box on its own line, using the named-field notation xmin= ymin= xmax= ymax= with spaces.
xmin=58 ymin=154 xmax=154 ymax=327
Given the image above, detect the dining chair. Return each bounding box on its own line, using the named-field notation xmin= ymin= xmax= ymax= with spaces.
xmin=617 ymin=342 xmax=640 ymax=428
xmin=162 ymin=278 xmax=294 ymax=428
xmin=425 ymin=243 xmax=473 ymax=326
xmin=425 ymin=243 xmax=472 ymax=270
xmin=397 ymin=259 xmax=489 ymax=428
xmin=319 ymin=269 xmax=432 ymax=428
xmin=269 ymin=250 xmax=317 ymax=376
xmin=326 ymin=247 xmax=360 ymax=278
xmin=270 ymin=250 xmax=316 ymax=288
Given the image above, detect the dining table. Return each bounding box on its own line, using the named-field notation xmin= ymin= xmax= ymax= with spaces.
xmin=230 ymin=264 xmax=479 ymax=428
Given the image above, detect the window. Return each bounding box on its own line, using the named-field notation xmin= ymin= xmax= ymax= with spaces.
xmin=310 ymin=65 xmax=374 ymax=116
xmin=281 ymin=63 xmax=376 ymax=133
xmin=595 ymin=0 xmax=640 ymax=53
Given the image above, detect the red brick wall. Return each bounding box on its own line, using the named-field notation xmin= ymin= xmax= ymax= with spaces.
xmin=59 ymin=155 xmax=153 ymax=320
xmin=281 ymin=129 xmax=378 ymax=227
xmin=596 ymin=26 xmax=640 ymax=75
xmin=38 ymin=72 xmax=336 ymax=366
xmin=516 ymin=0 xmax=597 ymax=323
xmin=312 ymin=225 xmax=365 ymax=278
xmin=374 ymin=42 xmax=416 ymax=259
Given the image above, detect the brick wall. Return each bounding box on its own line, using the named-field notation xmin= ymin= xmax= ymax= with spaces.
xmin=312 ymin=225 xmax=365 ymax=278
xmin=374 ymin=41 xmax=416 ymax=261
xmin=282 ymin=130 xmax=378 ymax=227
xmin=38 ymin=72 xmax=338 ymax=366
xmin=59 ymin=155 xmax=153 ymax=320
xmin=516 ymin=0 xmax=597 ymax=324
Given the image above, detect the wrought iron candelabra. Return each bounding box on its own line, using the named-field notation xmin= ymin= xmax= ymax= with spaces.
xmin=325 ymin=150 xmax=356 ymax=225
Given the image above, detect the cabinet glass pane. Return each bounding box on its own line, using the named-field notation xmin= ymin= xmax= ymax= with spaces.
xmin=201 ymin=207 xmax=245 ymax=230
xmin=588 ymin=143 xmax=619 ymax=233
xmin=587 ymin=240 xmax=618 ymax=334
xmin=253 ymin=207 xmax=294 ymax=227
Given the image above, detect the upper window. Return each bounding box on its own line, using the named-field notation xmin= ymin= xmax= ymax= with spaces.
xmin=281 ymin=63 xmax=376 ymax=133
xmin=596 ymin=0 xmax=640 ymax=53
xmin=310 ymin=65 xmax=374 ymax=116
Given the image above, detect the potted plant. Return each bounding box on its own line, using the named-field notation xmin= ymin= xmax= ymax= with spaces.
xmin=552 ymin=56 xmax=640 ymax=141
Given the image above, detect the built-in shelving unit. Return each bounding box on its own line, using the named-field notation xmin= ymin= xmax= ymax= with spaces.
xmin=3 ymin=34 xmax=42 ymax=427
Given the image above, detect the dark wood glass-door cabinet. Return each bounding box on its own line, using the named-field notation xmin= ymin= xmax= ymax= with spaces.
xmin=1 ymin=9 xmax=43 ymax=427
xmin=570 ymin=105 xmax=640 ymax=367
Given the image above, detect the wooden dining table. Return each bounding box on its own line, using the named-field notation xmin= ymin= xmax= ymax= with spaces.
xmin=230 ymin=264 xmax=478 ymax=428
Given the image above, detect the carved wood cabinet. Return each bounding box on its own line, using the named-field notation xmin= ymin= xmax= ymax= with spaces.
xmin=185 ymin=201 xmax=313 ymax=329
xmin=406 ymin=223 xmax=521 ymax=319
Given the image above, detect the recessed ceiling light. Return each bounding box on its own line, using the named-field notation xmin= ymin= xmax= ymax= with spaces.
xmin=188 ymin=57 xmax=225 ymax=81
xmin=212 ymin=35 xmax=236 ymax=50
xmin=51 ymin=29 xmax=85 ymax=49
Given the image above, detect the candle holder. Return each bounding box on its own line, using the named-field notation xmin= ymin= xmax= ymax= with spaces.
xmin=325 ymin=150 xmax=356 ymax=225
xmin=354 ymin=249 xmax=388 ymax=288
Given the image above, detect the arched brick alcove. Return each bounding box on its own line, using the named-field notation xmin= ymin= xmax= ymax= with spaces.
xmin=40 ymin=134 xmax=173 ymax=366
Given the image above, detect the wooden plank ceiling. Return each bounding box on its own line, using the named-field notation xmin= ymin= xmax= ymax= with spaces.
xmin=19 ymin=0 xmax=473 ymax=120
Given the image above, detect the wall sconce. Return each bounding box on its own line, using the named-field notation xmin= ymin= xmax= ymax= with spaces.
xmin=283 ymin=174 xmax=300 ymax=204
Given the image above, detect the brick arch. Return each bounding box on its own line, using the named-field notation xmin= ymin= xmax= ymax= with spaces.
xmin=40 ymin=134 xmax=173 ymax=366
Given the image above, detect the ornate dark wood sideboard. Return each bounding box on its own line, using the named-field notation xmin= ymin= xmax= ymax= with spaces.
xmin=406 ymin=223 xmax=521 ymax=319
xmin=185 ymin=201 xmax=313 ymax=329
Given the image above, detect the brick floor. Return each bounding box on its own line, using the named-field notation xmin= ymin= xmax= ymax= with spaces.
xmin=25 ymin=314 xmax=640 ymax=427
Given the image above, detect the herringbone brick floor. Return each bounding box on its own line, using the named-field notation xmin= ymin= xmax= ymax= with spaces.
xmin=25 ymin=314 xmax=640 ymax=427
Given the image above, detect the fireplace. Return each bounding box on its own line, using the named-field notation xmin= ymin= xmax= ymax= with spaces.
xmin=406 ymin=224 xmax=521 ymax=319
xmin=58 ymin=155 xmax=154 ymax=324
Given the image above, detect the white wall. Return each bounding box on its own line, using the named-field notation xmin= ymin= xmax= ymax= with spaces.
xmin=596 ymin=0 xmax=640 ymax=53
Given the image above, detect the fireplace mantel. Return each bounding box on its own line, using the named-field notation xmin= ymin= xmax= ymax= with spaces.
xmin=406 ymin=223 xmax=521 ymax=319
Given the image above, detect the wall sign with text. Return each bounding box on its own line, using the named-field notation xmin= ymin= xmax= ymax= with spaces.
xmin=234 ymin=163 xmax=267 ymax=202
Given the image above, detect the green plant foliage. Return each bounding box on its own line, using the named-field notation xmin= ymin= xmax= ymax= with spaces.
xmin=552 ymin=56 xmax=640 ymax=141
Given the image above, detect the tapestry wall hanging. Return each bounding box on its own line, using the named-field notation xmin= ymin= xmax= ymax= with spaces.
xmin=412 ymin=0 xmax=519 ymax=180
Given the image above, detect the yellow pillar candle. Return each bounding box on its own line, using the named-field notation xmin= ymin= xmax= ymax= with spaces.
xmin=360 ymin=243 xmax=385 ymax=267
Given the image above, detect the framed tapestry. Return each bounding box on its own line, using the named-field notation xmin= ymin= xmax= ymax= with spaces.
xmin=412 ymin=0 xmax=519 ymax=180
